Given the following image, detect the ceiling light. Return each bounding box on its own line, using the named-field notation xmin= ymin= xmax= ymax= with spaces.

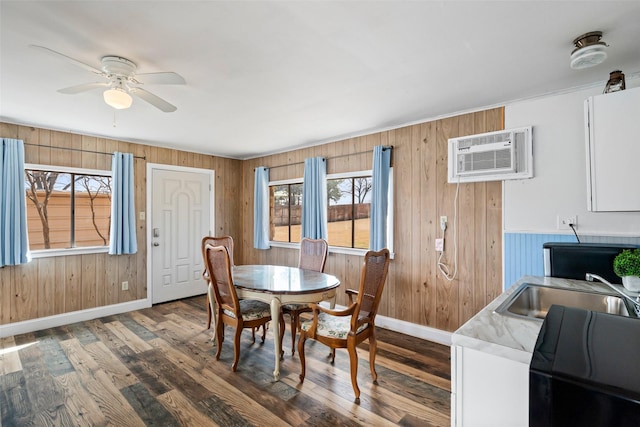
xmin=103 ymin=88 xmax=132 ymax=109
xmin=570 ymin=31 xmax=608 ymax=70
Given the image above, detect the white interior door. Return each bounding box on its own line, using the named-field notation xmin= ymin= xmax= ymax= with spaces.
xmin=149 ymin=165 xmax=213 ymax=304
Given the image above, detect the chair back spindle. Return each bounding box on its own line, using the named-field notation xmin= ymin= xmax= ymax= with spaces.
xmin=354 ymin=250 xmax=390 ymax=323
xmin=201 ymin=235 xmax=236 ymax=330
xmin=202 ymin=235 xmax=235 ymax=267
xmin=205 ymin=245 xmax=240 ymax=318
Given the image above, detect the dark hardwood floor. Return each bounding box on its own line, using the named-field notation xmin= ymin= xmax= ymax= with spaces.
xmin=1 ymin=296 xmax=451 ymax=426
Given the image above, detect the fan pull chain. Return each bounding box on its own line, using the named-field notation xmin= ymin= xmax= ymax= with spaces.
xmin=113 ymin=110 xmax=117 ymax=128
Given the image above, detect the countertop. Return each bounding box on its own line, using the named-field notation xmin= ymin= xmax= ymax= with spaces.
xmin=451 ymin=275 xmax=636 ymax=364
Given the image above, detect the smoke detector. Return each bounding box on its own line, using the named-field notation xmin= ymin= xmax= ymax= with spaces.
xmin=570 ymin=31 xmax=608 ymax=69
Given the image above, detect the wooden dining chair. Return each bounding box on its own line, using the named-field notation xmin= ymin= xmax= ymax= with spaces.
xmin=279 ymin=238 xmax=328 ymax=356
xmin=201 ymin=236 xmax=234 ymax=330
xmin=203 ymin=244 xmax=272 ymax=372
xmin=298 ymin=248 xmax=390 ymax=403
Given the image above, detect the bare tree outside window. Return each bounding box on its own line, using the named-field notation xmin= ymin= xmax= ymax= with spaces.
xmin=271 ymin=175 xmax=372 ymax=249
xmin=325 ymin=177 xmax=371 ymax=248
xmin=76 ymin=176 xmax=112 ymax=245
xmin=25 ymin=167 xmax=112 ymax=250
xmin=25 ymin=170 xmax=59 ymax=249
xmin=351 ymin=177 xmax=372 ymax=203
xmin=269 ymin=171 xmax=390 ymax=251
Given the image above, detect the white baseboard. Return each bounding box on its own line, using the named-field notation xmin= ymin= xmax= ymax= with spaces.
xmin=375 ymin=314 xmax=452 ymax=346
xmin=0 ymin=299 xmax=152 ymax=338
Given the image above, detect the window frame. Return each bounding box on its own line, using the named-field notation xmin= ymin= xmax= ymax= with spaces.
xmin=25 ymin=163 xmax=112 ymax=259
xmin=269 ymin=177 xmax=303 ymax=248
xmin=269 ymin=169 xmax=394 ymax=257
xmin=268 ymin=179 xmax=302 ymax=245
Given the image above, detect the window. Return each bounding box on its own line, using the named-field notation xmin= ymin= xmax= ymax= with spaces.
xmin=24 ymin=164 xmax=112 ymax=255
xmin=327 ymin=175 xmax=372 ymax=249
xmin=269 ymin=169 xmax=392 ymax=254
xmin=270 ymin=182 xmax=302 ymax=243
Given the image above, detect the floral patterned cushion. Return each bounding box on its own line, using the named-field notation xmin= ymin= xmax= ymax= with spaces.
xmin=300 ymin=312 xmax=368 ymax=339
xmin=282 ymin=303 xmax=311 ymax=311
xmin=223 ymin=299 xmax=271 ymax=321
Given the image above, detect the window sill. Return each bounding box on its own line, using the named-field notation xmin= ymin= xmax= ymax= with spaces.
xmin=268 ymin=241 xmax=394 ymax=259
xmin=29 ymin=246 xmax=110 ymax=259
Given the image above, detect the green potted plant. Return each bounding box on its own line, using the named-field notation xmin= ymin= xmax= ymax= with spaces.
xmin=613 ymin=249 xmax=640 ymax=292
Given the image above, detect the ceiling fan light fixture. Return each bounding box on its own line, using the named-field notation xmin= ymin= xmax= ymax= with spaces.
xmin=570 ymin=31 xmax=608 ymax=70
xmin=103 ymin=87 xmax=132 ymax=109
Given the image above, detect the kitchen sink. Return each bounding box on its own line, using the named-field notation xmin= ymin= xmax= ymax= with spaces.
xmin=494 ymin=283 xmax=635 ymax=321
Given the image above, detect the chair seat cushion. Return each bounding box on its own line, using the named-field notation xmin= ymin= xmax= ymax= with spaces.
xmin=223 ymin=299 xmax=271 ymax=321
xmin=282 ymin=303 xmax=312 ymax=312
xmin=300 ymin=312 xmax=368 ymax=339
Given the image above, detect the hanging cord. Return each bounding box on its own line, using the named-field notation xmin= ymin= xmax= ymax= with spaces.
xmin=569 ymin=223 xmax=581 ymax=243
xmin=437 ymin=178 xmax=459 ymax=281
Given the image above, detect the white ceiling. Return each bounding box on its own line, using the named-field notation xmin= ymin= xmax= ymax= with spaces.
xmin=2 ymin=1 xmax=640 ymax=159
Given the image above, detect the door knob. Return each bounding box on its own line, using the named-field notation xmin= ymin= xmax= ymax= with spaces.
xmin=153 ymin=242 xmax=160 ymax=246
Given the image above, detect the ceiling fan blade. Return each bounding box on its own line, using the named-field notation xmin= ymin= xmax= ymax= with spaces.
xmin=58 ymin=82 xmax=110 ymax=94
xmin=30 ymin=45 xmax=104 ymax=76
xmin=130 ymin=87 xmax=177 ymax=112
xmin=135 ymin=72 xmax=186 ymax=85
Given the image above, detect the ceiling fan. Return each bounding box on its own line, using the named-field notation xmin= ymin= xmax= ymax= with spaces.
xmin=30 ymin=45 xmax=185 ymax=112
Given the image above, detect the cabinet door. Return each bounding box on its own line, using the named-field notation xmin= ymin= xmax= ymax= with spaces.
xmin=453 ymin=346 xmax=529 ymax=427
xmin=586 ymin=87 xmax=640 ymax=211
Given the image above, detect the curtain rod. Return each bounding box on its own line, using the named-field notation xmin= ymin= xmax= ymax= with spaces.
xmin=23 ymin=142 xmax=146 ymax=160
xmin=258 ymin=146 xmax=393 ymax=171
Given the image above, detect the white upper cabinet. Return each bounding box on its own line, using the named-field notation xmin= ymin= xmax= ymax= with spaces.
xmin=585 ymin=86 xmax=640 ymax=212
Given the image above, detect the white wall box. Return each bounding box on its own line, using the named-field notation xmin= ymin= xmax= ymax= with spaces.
xmin=585 ymin=86 xmax=640 ymax=212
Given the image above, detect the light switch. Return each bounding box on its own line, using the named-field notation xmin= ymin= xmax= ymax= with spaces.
xmin=139 ymin=211 xmax=145 ymax=220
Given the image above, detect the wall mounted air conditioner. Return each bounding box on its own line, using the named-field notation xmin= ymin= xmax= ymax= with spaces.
xmin=448 ymin=126 xmax=533 ymax=183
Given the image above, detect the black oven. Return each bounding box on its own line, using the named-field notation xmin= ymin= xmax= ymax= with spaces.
xmin=529 ymin=305 xmax=640 ymax=426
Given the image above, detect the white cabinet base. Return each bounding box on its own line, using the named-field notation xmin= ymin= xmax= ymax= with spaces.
xmin=451 ymin=345 xmax=529 ymax=427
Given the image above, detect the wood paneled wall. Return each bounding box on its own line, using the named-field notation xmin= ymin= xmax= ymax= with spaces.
xmin=241 ymin=108 xmax=504 ymax=331
xmin=2 ymin=107 xmax=502 ymax=333
xmin=0 ymin=122 xmax=242 ymax=326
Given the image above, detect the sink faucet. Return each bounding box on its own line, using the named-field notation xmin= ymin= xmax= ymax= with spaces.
xmin=585 ymin=273 xmax=640 ymax=317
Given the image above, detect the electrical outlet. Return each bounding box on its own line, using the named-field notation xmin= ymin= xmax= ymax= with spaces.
xmin=557 ymin=215 xmax=578 ymax=229
xmin=122 ymin=281 xmax=129 ymax=291
xmin=440 ymin=216 xmax=447 ymax=231
xmin=435 ymin=238 xmax=444 ymax=252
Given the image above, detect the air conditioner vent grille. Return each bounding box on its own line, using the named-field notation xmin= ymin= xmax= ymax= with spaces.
xmin=448 ymin=126 xmax=533 ymax=183
xmin=459 ymin=148 xmax=512 ymax=173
